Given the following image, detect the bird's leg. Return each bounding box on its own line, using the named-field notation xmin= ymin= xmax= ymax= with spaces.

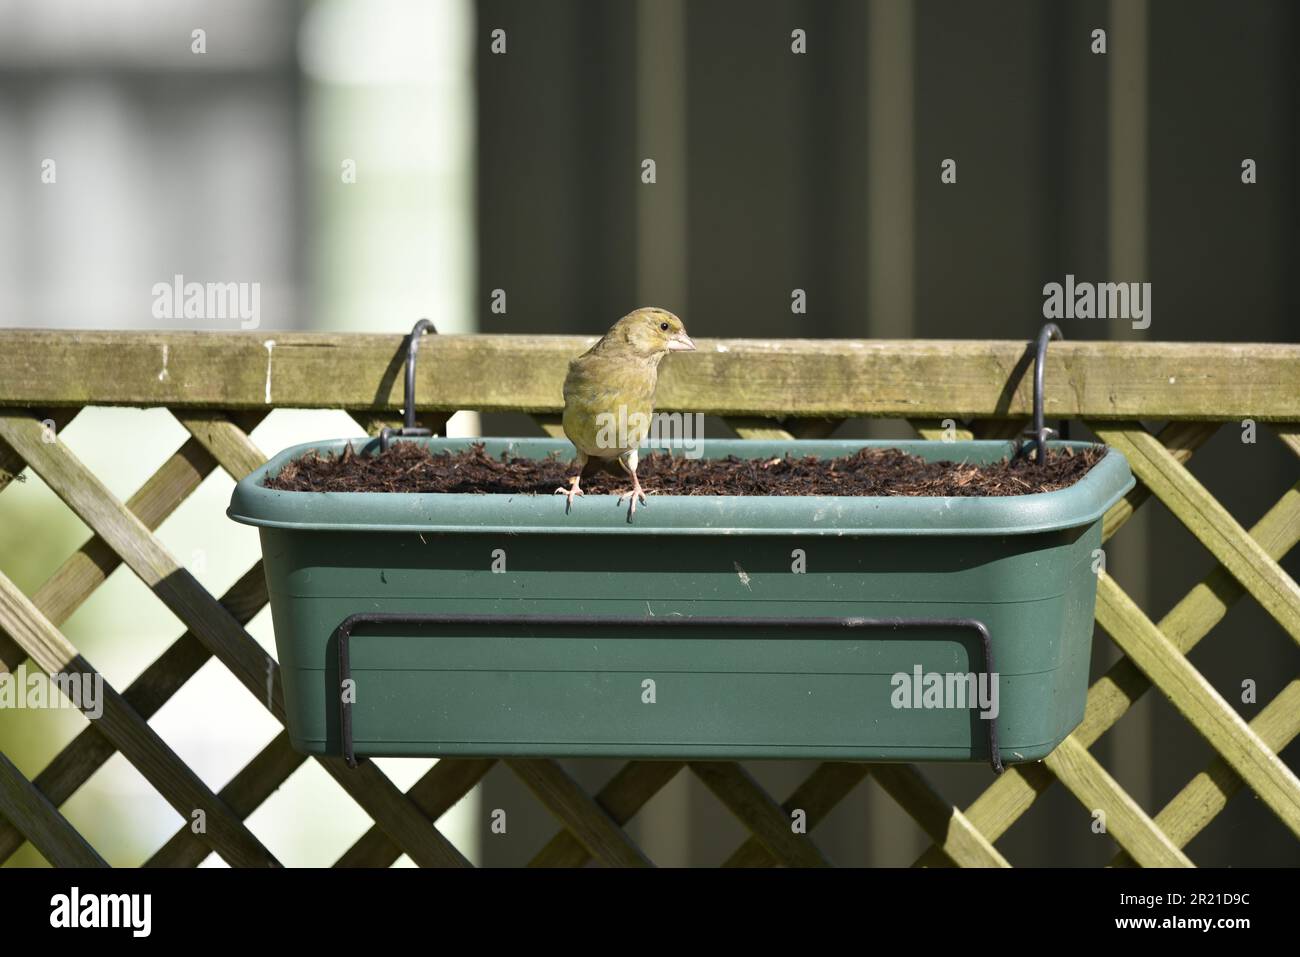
xmin=616 ymin=449 xmax=647 ymax=522
xmin=554 ymin=451 xmax=588 ymax=513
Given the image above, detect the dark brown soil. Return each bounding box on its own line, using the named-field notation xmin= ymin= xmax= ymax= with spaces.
xmin=264 ymin=442 xmax=1104 ymax=497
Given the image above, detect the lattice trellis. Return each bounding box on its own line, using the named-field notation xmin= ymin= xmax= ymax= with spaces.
xmin=0 ymin=333 xmax=1298 ymax=867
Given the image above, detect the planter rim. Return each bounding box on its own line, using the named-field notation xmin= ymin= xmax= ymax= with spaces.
xmin=227 ymin=437 xmax=1134 ymax=537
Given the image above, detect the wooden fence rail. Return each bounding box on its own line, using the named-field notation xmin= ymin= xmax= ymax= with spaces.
xmin=0 ymin=331 xmax=1297 ymax=867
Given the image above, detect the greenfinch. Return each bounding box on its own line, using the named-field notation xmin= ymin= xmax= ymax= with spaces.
xmin=556 ymin=307 xmax=696 ymax=520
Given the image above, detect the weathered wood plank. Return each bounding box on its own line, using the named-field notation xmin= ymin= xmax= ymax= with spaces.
xmin=915 ymin=466 xmax=1300 ymax=867
xmin=0 ymin=419 xmax=261 ymax=675
xmin=722 ymin=762 xmax=869 ymax=868
xmin=336 ymin=758 xmax=495 ymax=868
xmin=0 ymin=409 xmax=79 ymax=493
xmin=725 ymin=417 xmax=844 ymax=440
xmin=867 ymin=765 xmax=1010 ymax=867
xmin=0 ymin=569 xmax=281 ymax=867
xmin=174 ymin=412 xmax=269 ymax=480
xmin=912 ymin=763 xmax=1057 ymax=869
xmin=970 ymin=418 xmax=1030 ymax=441
xmin=909 ymin=419 xmax=974 ymax=441
xmin=319 ymin=757 xmax=472 ymax=868
xmin=787 ymin=418 xmax=844 ymax=439
xmin=0 ymin=564 xmax=267 ymax=865
xmin=2 ymin=332 xmax=1297 ymax=419
xmin=507 ymin=759 xmax=652 ymax=867
xmin=1277 ymin=426 xmax=1300 ymax=459
xmin=530 ymin=761 xmax=683 ymax=867
xmin=0 ymin=413 xmax=469 ymax=867
xmin=345 ymin=408 xmax=451 ymax=439
xmin=1100 ymin=422 xmax=1218 ymax=542
xmin=1042 ymin=737 xmax=1192 ymax=866
xmin=0 ymin=412 xmax=277 ymax=696
xmin=1082 ymin=483 xmax=1300 ymax=751
xmin=725 ymin=417 xmax=795 ymax=441
xmin=150 ymin=415 xmax=477 ymax=868
xmin=147 ymin=732 xmax=305 ymax=867
xmin=1094 ymin=423 xmax=1300 ymax=645
xmin=691 ymin=762 xmax=831 ymax=867
xmin=1095 ymin=575 xmax=1300 ymax=838
xmin=1111 ymin=680 xmax=1300 ymax=867
xmin=0 ymin=750 xmax=107 ymax=868
xmin=911 ymin=417 xmax=1026 ymax=442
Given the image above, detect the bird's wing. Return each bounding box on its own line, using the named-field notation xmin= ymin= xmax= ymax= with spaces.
xmin=562 ymin=353 xmax=659 ymax=456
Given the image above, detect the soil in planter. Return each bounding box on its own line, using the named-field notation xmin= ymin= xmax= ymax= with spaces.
xmin=264 ymin=442 xmax=1105 ymax=497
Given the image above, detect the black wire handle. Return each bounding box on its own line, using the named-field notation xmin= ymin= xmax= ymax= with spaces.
xmin=1021 ymin=323 xmax=1065 ymax=464
xmin=379 ymin=319 xmax=438 ymax=452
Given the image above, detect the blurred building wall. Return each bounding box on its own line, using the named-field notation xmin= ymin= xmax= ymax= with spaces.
xmin=0 ymin=0 xmax=304 ymax=331
xmin=474 ymin=0 xmax=1299 ymax=866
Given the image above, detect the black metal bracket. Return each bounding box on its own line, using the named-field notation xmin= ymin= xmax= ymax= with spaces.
xmin=1018 ymin=322 xmax=1068 ymax=464
xmin=378 ymin=318 xmax=438 ymax=453
xmin=334 ymin=612 xmax=1004 ymax=775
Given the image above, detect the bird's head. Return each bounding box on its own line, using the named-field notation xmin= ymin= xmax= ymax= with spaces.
xmin=608 ymin=307 xmax=696 ymax=359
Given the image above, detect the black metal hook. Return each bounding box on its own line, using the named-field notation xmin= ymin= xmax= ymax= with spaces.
xmin=379 ymin=319 xmax=438 ymax=453
xmin=1020 ymin=323 xmax=1065 ymax=464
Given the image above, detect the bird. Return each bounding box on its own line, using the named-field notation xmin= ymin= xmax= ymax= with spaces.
xmin=555 ymin=307 xmax=696 ymax=521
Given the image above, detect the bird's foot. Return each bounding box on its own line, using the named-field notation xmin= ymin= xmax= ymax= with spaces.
xmin=617 ymin=484 xmax=648 ymax=523
xmin=554 ymin=485 xmax=584 ymax=513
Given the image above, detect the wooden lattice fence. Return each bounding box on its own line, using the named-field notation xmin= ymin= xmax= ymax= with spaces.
xmin=0 ymin=331 xmax=1297 ymax=867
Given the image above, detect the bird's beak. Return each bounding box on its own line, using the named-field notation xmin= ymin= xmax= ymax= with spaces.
xmin=667 ymin=331 xmax=696 ymax=352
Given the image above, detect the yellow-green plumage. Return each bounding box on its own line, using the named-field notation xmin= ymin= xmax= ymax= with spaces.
xmin=561 ymin=345 xmax=658 ymax=459
xmin=556 ymin=307 xmax=695 ymax=520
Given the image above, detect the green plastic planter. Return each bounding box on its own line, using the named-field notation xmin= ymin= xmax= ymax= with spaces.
xmin=228 ymin=438 xmax=1133 ymax=770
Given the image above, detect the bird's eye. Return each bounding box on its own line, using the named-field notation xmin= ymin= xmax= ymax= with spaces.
xmin=659 ymin=322 xmax=669 ymax=331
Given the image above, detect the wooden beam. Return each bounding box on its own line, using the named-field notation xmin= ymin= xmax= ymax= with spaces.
xmin=691 ymin=762 xmax=831 ymax=867
xmin=174 ymin=412 xmax=270 ymax=480
xmin=725 ymin=417 xmax=795 ymax=440
xmin=337 ymin=759 xmax=496 ymax=868
xmin=0 ymin=412 xmax=470 ymax=867
xmin=722 ymin=762 xmax=869 ymax=867
xmin=0 ymin=751 xmax=107 ymax=868
xmin=0 ymin=332 xmax=1296 ymax=420
xmin=0 ymin=414 xmax=266 ymax=676
xmin=507 ymin=759 xmax=653 ymax=867
xmin=1111 ymin=681 xmax=1300 ymax=867
xmin=1095 ymin=576 xmax=1300 ymax=839
xmin=530 ymin=761 xmax=684 ymax=867
xmin=867 ymin=765 xmax=1010 ymax=867
xmin=1043 ymin=737 xmax=1192 ymax=867
xmin=0 ymin=409 xmax=78 ymax=494
xmin=0 ymin=569 xmax=282 ymax=868
xmin=1100 ymin=421 xmax=1219 ymax=542
xmin=0 ymin=564 xmax=267 ymax=865
xmin=1094 ymin=423 xmax=1300 ymax=646
xmin=909 ymin=419 xmax=973 ymax=441
xmin=147 ymin=733 xmax=305 ymax=867
xmin=912 ymin=429 xmax=1300 ymax=867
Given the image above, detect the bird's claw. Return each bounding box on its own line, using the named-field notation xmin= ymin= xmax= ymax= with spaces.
xmin=617 ymin=486 xmax=648 ymax=522
xmin=554 ymin=485 xmax=584 ymax=514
